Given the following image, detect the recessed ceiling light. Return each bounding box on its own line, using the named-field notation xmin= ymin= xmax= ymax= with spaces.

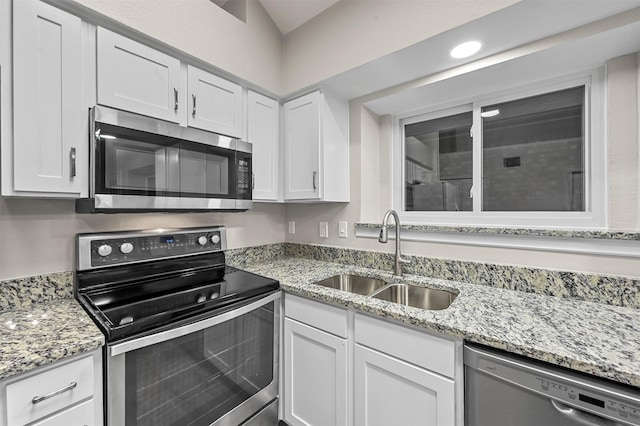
xmin=450 ymin=41 xmax=482 ymax=59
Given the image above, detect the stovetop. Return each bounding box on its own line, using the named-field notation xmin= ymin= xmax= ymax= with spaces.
xmin=75 ymin=227 xmax=279 ymax=342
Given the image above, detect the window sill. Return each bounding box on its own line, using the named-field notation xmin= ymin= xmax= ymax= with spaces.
xmin=354 ymin=223 xmax=640 ymax=258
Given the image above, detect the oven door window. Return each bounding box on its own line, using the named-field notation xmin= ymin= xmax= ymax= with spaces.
xmin=118 ymin=302 xmax=275 ymax=426
xmin=96 ymin=123 xmax=235 ymax=198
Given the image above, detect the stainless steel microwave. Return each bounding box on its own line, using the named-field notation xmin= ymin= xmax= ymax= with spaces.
xmin=76 ymin=106 xmax=252 ymax=213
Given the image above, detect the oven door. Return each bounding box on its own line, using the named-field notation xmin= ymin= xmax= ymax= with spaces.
xmin=107 ymin=292 xmax=279 ymax=426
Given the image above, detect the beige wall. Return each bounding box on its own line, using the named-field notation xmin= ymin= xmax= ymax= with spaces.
xmin=0 ymin=200 xmax=285 ymax=280
xmin=73 ymin=0 xmax=283 ymax=95
xmin=608 ymin=53 xmax=640 ymax=230
xmin=285 ymin=52 xmax=640 ymax=278
xmin=283 ymin=0 xmax=519 ymax=95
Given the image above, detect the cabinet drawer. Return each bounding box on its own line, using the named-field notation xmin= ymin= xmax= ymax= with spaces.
xmin=285 ymin=293 xmax=347 ymax=338
xmin=30 ymin=398 xmax=94 ymax=426
xmin=355 ymin=313 xmax=456 ymax=378
xmin=6 ymin=355 xmax=94 ymax=426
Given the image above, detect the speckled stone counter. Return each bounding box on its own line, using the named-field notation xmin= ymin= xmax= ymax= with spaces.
xmin=229 ymin=256 xmax=640 ymax=389
xmin=0 ymin=273 xmax=104 ymax=381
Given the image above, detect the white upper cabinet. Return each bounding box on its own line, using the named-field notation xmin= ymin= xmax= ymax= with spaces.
xmin=248 ymin=90 xmax=280 ymax=201
xmin=187 ymin=65 xmax=243 ymax=138
xmin=6 ymin=0 xmax=84 ymax=196
xmin=97 ymin=27 xmax=182 ymax=123
xmin=283 ymin=90 xmax=349 ymax=202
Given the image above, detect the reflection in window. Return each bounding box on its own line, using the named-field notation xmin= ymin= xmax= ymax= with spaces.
xmin=404 ymin=112 xmax=473 ymax=211
xmin=481 ymin=86 xmax=585 ymax=211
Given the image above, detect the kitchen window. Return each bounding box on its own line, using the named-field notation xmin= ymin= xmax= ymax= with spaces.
xmin=395 ymin=70 xmax=606 ymax=229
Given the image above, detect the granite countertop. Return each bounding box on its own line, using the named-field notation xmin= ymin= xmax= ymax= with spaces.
xmin=234 ymin=257 xmax=640 ymax=389
xmin=0 ymin=298 xmax=104 ymax=381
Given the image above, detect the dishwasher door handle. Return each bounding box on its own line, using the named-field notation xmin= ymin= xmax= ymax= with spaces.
xmin=550 ymin=400 xmax=618 ymax=426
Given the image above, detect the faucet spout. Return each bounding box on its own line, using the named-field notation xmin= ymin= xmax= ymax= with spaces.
xmin=379 ymin=209 xmax=410 ymax=276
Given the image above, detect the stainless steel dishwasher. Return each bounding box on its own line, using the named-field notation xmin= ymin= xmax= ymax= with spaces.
xmin=464 ymin=343 xmax=640 ymax=426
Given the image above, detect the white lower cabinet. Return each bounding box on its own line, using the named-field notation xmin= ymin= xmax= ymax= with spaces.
xmin=354 ymin=345 xmax=455 ymax=426
xmin=283 ymin=294 xmax=462 ymax=426
xmin=283 ymin=294 xmax=349 ymax=426
xmin=284 ymin=318 xmax=348 ymax=426
xmin=0 ymin=350 xmax=102 ymax=426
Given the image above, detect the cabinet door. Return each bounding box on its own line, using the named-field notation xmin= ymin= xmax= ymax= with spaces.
xmin=284 ymin=318 xmax=348 ymax=426
xmin=248 ymin=91 xmax=280 ymax=201
xmin=12 ymin=0 xmax=82 ymax=195
xmin=354 ymin=345 xmax=455 ymax=426
xmin=187 ymin=65 xmax=242 ymax=138
xmin=97 ymin=27 xmax=181 ymax=123
xmin=284 ymin=91 xmax=321 ymax=200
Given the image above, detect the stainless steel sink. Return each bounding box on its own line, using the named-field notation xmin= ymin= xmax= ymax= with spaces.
xmin=314 ymin=274 xmax=388 ymax=295
xmin=370 ymin=284 xmax=457 ymax=310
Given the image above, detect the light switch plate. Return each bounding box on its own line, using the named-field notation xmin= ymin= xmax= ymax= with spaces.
xmin=338 ymin=221 xmax=348 ymax=238
xmin=319 ymin=222 xmax=328 ymax=238
xmin=288 ymin=221 xmax=295 ymax=234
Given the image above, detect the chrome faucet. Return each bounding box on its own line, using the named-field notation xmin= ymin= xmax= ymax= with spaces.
xmin=379 ymin=209 xmax=410 ymax=276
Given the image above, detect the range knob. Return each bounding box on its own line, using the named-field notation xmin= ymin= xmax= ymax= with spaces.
xmin=210 ymin=234 xmax=221 ymax=244
xmin=197 ymin=236 xmax=207 ymax=246
xmin=196 ymin=294 xmax=207 ymax=303
xmin=210 ymin=291 xmax=220 ymax=300
xmin=97 ymin=244 xmax=113 ymax=257
xmin=120 ymin=242 xmax=134 ymax=254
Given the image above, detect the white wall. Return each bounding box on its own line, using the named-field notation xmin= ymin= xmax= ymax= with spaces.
xmin=72 ymin=0 xmax=284 ymax=95
xmin=0 ymin=199 xmax=285 ymax=280
xmin=282 ymin=0 xmax=520 ymax=95
xmin=609 ymin=53 xmax=640 ymax=229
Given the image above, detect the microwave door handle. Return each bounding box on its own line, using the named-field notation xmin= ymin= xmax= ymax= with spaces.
xmin=110 ymin=292 xmax=280 ymax=356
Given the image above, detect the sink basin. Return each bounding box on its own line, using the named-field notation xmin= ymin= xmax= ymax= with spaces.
xmin=370 ymin=284 xmax=457 ymax=310
xmin=314 ymin=274 xmax=388 ymax=295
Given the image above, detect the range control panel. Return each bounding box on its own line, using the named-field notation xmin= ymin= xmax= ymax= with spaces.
xmin=77 ymin=227 xmax=227 ymax=270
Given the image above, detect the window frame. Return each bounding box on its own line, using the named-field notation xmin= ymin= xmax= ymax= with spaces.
xmin=393 ymin=68 xmax=606 ymax=229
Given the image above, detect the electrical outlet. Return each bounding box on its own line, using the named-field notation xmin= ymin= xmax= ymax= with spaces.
xmin=319 ymin=222 xmax=328 ymax=238
xmin=338 ymin=221 xmax=348 ymax=238
xmin=288 ymin=221 xmax=295 ymax=234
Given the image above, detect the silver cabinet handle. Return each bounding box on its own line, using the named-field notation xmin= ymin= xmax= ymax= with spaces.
xmin=252 ymin=172 xmax=255 ymax=191
xmin=192 ymin=93 xmax=196 ymax=116
xmin=312 ymin=171 xmax=317 ymax=191
xmin=70 ymin=147 xmax=76 ymax=178
xmin=32 ymin=382 xmax=77 ymax=404
xmin=173 ymin=87 xmax=178 ymax=111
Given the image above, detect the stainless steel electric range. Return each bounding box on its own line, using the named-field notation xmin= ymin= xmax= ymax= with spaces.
xmin=75 ymin=226 xmax=280 ymax=426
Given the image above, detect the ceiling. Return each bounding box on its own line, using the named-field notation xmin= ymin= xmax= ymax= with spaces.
xmin=258 ymin=0 xmax=340 ymax=34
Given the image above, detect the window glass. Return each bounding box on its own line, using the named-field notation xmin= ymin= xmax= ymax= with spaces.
xmin=404 ymin=112 xmax=473 ymax=211
xmin=481 ymin=86 xmax=585 ymax=211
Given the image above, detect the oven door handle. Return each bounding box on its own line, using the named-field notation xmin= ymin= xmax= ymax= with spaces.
xmin=110 ymin=291 xmax=280 ymax=356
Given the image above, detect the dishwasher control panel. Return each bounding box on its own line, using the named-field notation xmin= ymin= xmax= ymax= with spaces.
xmin=536 ymin=376 xmax=640 ymax=424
